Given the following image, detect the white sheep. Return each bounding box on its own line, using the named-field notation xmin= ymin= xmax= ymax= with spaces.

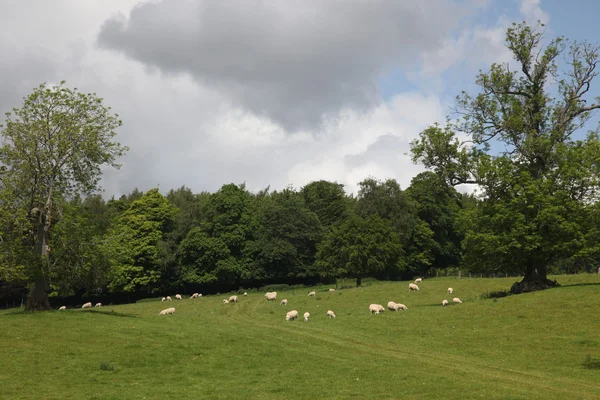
xmin=161 ymin=297 xmax=166 ymax=302
xmin=280 ymin=299 xmax=288 ymax=305
xmin=265 ymin=292 xmax=277 ymax=301
xmin=159 ymin=307 xmax=176 ymax=315
xmin=387 ymin=301 xmax=398 ymax=311
xmin=243 ymin=292 xmax=248 ymax=296
xmin=442 ymin=299 xmax=449 ymax=307
xmin=198 ymin=294 xmax=202 ymax=297
xmin=326 ymin=310 xmax=336 ymax=318
xmin=414 ymin=278 xmax=423 ymax=283
xmin=95 ymin=303 xmax=102 ymax=308
xmin=166 ymin=296 xmax=172 ymax=301
xmin=303 ymin=312 xmax=310 ymax=322
xmin=190 ymin=293 xmax=199 ymax=299
xmin=223 ymin=299 xmax=229 ymax=304
xmin=308 ymin=291 xmax=316 ymax=297
xmin=369 ymin=304 xmax=385 ymax=315
xmin=329 ymin=288 xmax=335 ymax=292
xmin=58 ymin=306 xmax=66 ymax=311
xmin=453 ymin=297 xmax=462 ymax=304
xmin=286 ymin=310 xmax=299 ymax=321
xmin=229 ymin=295 xmax=238 ymax=303
xmin=82 ymin=302 xmax=92 ymax=309
xmin=396 ymin=303 xmax=408 ymax=311
xmin=448 ymin=287 xmax=454 ymax=294
xmin=408 ymin=283 xmax=420 ymax=291
xmin=175 ymin=294 xmax=182 ymax=300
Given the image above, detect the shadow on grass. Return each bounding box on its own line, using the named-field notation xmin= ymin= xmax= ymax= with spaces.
xmin=80 ymin=309 xmax=139 ymax=318
xmin=553 ymin=282 xmax=600 ymax=289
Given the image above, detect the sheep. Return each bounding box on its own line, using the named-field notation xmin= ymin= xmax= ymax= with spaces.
xmin=161 ymin=297 xmax=166 ymax=302
xmin=166 ymin=296 xmax=172 ymax=301
xmin=82 ymin=302 xmax=92 ymax=309
xmin=453 ymin=297 xmax=462 ymax=304
xmin=280 ymin=299 xmax=288 ymax=306
xmin=58 ymin=306 xmax=66 ymax=311
xmin=198 ymin=294 xmax=202 ymax=297
xmin=95 ymin=303 xmax=102 ymax=308
xmin=329 ymin=288 xmax=335 ymax=292
xmin=303 ymin=312 xmax=310 ymax=322
xmin=414 ymin=278 xmax=423 ymax=283
xmin=308 ymin=291 xmax=316 ymax=297
xmin=326 ymin=310 xmax=336 ymax=319
xmin=265 ymin=292 xmax=277 ymax=301
xmin=190 ymin=293 xmax=199 ymax=299
xmin=223 ymin=299 xmax=229 ymax=304
xmin=369 ymin=304 xmax=385 ymax=315
xmin=442 ymin=299 xmax=449 ymax=307
xmin=387 ymin=301 xmax=398 ymax=311
xmin=159 ymin=307 xmax=176 ymax=315
xmin=408 ymin=283 xmax=420 ymax=291
xmin=229 ymin=295 xmax=238 ymax=303
xmin=286 ymin=310 xmax=299 ymax=321
xmin=396 ymin=303 xmax=408 ymax=311
xmin=244 ymin=292 xmax=248 ymax=296
xmin=175 ymin=294 xmax=182 ymax=300
xmin=448 ymin=287 xmax=454 ymax=294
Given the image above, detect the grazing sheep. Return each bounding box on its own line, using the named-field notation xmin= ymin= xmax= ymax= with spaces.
xmin=303 ymin=312 xmax=310 ymax=322
xmin=329 ymin=288 xmax=335 ymax=292
xmin=369 ymin=304 xmax=385 ymax=315
xmin=448 ymin=288 xmax=454 ymax=294
xmin=243 ymin=292 xmax=248 ymax=296
xmin=229 ymin=295 xmax=238 ymax=303
xmin=396 ymin=303 xmax=408 ymax=311
xmin=414 ymin=278 xmax=422 ymax=283
xmin=159 ymin=307 xmax=176 ymax=315
xmin=326 ymin=310 xmax=336 ymax=319
xmin=175 ymin=294 xmax=182 ymax=300
xmin=161 ymin=297 xmax=166 ymax=302
xmin=166 ymin=296 xmax=172 ymax=301
xmin=95 ymin=303 xmax=102 ymax=308
xmin=408 ymin=283 xmax=420 ymax=291
xmin=223 ymin=299 xmax=229 ymax=304
xmin=82 ymin=302 xmax=92 ymax=309
xmin=453 ymin=297 xmax=462 ymax=304
xmin=265 ymin=292 xmax=277 ymax=301
xmin=308 ymin=291 xmax=316 ymax=297
xmin=387 ymin=301 xmax=398 ymax=311
xmin=442 ymin=299 xmax=449 ymax=307
xmin=190 ymin=293 xmax=199 ymax=299
xmin=280 ymin=299 xmax=288 ymax=306
xmin=286 ymin=310 xmax=299 ymax=321
xmin=58 ymin=306 xmax=66 ymax=311
xmin=198 ymin=294 xmax=202 ymax=297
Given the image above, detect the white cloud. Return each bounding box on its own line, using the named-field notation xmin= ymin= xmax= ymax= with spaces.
xmin=519 ymin=0 xmax=549 ymax=25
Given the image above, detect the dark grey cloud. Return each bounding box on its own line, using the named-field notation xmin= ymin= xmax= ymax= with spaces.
xmin=97 ymin=0 xmax=472 ymax=130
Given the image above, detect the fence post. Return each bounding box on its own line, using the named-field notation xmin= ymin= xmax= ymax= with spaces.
xmin=458 ymin=270 xmax=462 ymax=280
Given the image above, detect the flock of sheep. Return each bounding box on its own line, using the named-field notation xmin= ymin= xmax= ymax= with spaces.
xmin=58 ymin=278 xmax=463 ymax=317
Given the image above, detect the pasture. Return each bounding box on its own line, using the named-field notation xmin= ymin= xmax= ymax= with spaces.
xmin=1 ymin=275 xmax=599 ymax=399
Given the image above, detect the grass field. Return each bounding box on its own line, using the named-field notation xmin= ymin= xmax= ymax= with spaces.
xmin=1 ymin=275 xmax=599 ymax=400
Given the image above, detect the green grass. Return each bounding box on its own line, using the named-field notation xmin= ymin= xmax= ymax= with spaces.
xmin=1 ymin=274 xmax=600 ymax=399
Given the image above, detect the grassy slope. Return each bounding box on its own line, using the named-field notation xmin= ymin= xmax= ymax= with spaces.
xmin=1 ymin=275 xmax=599 ymax=400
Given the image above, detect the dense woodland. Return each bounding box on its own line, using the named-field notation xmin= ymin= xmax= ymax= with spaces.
xmin=2 ymin=22 xmax=600 ymax=309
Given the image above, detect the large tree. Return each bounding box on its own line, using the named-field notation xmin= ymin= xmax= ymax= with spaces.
xmin=410 ymin=22 xmax=600 ymax=293
xmin=0 ymin=82 xmax=127 ymax=309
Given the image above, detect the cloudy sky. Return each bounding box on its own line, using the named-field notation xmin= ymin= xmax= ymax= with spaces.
xmin=1 ymin=0 xmax=599 ymax=198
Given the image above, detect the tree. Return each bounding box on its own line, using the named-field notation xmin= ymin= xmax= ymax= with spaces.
xmin=316 ymin=215 xmax=403 ymax=287
xmin=301 ymin=180 xmax=351 ymax=229
xmin=0 ymin=82 xmax=127 ymax=310
xmin=410 ymin=22 xmax=600 ymax=292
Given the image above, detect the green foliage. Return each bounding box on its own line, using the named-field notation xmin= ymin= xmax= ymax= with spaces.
xmin=301 ymin=180 xmax=350 ymax=228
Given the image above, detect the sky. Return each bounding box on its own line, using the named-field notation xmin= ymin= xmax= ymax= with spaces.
xmin=1 ymin=0 xmax=599 ymax=198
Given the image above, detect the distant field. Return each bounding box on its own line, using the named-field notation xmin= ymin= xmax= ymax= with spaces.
xmin=1 ymin=275 xmax=599 ymax=400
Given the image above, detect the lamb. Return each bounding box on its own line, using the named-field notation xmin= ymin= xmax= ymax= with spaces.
xmin=453 ymin=297 xmax=462 ymax=304
xmin=280 ymin=299 xmax=288 ymax=306
xmin=286 ymin=310 xmax=299 ymax=321
xmin=161 ymin=297 xmax=166 ymax=302
xmin=414 ymin=278 xmax=423 ymax=283
xmin=190 ymin=293 xmax=199 ymax=299
xmin=166 ymin=296 xmax=172 ymax=301
xmin=329 ymin=288 xmax=335 ymax=292
xmin=369 ymin=304 xmax=385 ymax=315
xmin=228 ymin=295 xmax=238 ymax=303
xmin=58 ymin=306 xmax=66 ymax=311
xmin=175 ymin=294 xmax=182 ymax=300
xmin=308 ymin=291 xmax=316 ymax=297
xmin=82 ymin=302 xmax=92 ymax=309
xmin=265 ymin=292 xmax=277 ymax=301
xmin=95 ymin=303 xmax=102 ymax=308
xmin=448 ymin=287 xmax=454 ymax=294
xmin=303 ymin=312 xmax=310 ymax=322
xmin=159 ymin=307 xmax=175 ymax=315
xmin=326 ymin=310 xmax=336 ymax=318
xmin=243 ymin=292 xmax=248 ymax=296
xmin=396 ymin=303 xmax=408 ymax=311
xmin=408 ymin=283 xmax=420 ymax=291
xmin=442 ymin=299 xmax=449 ymax=307
xmin=223 ymin=299 xmax=229 ymax=304
xmin=387 ymin=301 xmax=398 ymax=311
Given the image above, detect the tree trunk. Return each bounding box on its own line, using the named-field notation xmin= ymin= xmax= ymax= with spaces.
xmin=510 ymin=258 xmax=560 ymax=294
xmin=356 ymin=276 xmax=362 ymax=287
xmin=25 ymin=275 xmax=51 ymax=310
